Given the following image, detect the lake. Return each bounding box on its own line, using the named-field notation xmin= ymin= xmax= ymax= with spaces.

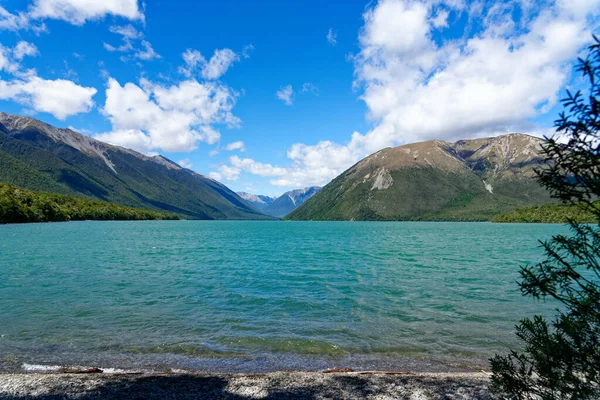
xmin=0 ymin=221 xmax=566 ymax=373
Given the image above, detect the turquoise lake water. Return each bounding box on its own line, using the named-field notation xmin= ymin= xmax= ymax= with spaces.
xmin=0 ymin=221 xmax=567 ymax=372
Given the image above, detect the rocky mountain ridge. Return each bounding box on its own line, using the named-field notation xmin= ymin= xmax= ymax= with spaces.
xmin=286 ymin=134 xmax=552 ymax=221
xmin=0 ymin=112 xmax=270 ymax=220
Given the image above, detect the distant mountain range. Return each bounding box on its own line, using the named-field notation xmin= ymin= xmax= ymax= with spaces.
xmin=237 ymin=192 xmax=276 ymax=212
xmin=0 ymin=112 xmax=270 ymax=220
xmin=238 ymin=186 xmax=321 ymax=218
xmin=286 ymin=134 xmax=554 ymax=221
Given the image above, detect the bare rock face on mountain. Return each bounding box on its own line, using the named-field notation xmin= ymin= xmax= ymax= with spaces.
xmin=0 ymin=112 xmax=270 ymax=220
xmin=236 ymin=192 xmax=276 ymax=212
xmin=286 ymin=134 xmax=553 ymax=221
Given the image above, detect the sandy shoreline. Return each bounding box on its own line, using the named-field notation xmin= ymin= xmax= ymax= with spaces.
xmin=0 ymin=371 xmax=492 ymax=399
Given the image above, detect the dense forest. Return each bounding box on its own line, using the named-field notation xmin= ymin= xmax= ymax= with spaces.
xmin=0 ymin=182 xmax=179 ymax=224
xmin=492 ymin=201 xmax=597 ymax=224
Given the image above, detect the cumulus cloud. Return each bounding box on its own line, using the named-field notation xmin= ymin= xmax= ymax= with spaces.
xmin=0 ymin=0 xmax=142 ymax=33
xmin=326 ymin=28 xmax=337 ymax=45
xmin=216 ymin=0 xmax=600 ymax=189
xmin=0 ymin=41 xmax=94 ymax=120
xmin=349 ymin=0 xmax=599 ymax=153
xmin=178 ymin=48 xmax=240 ymax=80
xmin=276 ymin=85 xmax=294 ymax=105
xmin=29 ymin=0 xmax=143 ymax=25
xmin=224 ymin=141 xmax=246 ymax=152
xmin=212 ymin=142 xmax=355 ymax=187
xmin=96 ymin=77 xmax=239 ymax=153
xmin=94 ymin=129 xmax=152 ymax=153
xmin=216 ymin=164 xmax=242 ymax=181
xmin=0 ymin=76 xmax=97 ymax=119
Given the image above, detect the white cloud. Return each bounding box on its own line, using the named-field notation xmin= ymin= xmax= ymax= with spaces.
xmin=208 ymin=171 xmax=222 ymax=181
xmin=276 ymin=84 xmax=294 ymax=105
xmin=273 ymin=83 xmax=316 ymax=107
xmin=0 ymin=41 xmax=38 ymax=74
xmin=224 ymin=141 xmax=246 ymax=152
xmin=104 ymin=24 xmax=160 ymax=61
xmin=109 ymin=24 xmax=142 ymax=39
xmin=0 ymin=6 xmax=46 ymax=32
xmin=431 ymin=9 xmax=449 ymax=28
xmin=103 ymin=41 xmax=131 ymax=52
xmin=202 ymin=49 xmax=239 ymax=80
xmin=217 ymin=164 xmax=241 ymax=181
xmin=134 ymin=40 xmax=160 ymax=60
xmin=211 ymin=143 xmax=355 ymax=187
xmin=97 ymin=77 xmax=239 ymax=153
xmin=242 ymin=44 xmax=255 ymax=59
xmin=301 ymin=82 xmax=319 ymax=95
xmin=29 ymin=0 xmax=143 ymax=25
xmin=178 ymin=48 xmax=239 ymax=80
xmin=0 ymin=0 xmax=141 ymax=32
xmin=179 ymin=49 xmax=205 ymax=77
xmin=0 ymin=41 xmax=93 ymax=120
xmin=178 ymin=158 xmax=193 ymax=169
xmin=13 ymin=41 xmax=39 ymax=60
xmin=0 ymin=76 xmax=97 ymax=119
xmin=216 ymin=0 xmax=600 ymax=190
xmin=94 ymin=129 xmax=152 ymax=153
xmin=350 ymin=0 xmax=598 ymax=153
xmin=327 ymin=28 xmax=337 ymax=45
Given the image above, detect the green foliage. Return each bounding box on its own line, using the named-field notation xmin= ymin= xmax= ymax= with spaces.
xmin=286 ymin=167 xmax=552 ymax=221
xmin=490 ymin=37 xmax=600 ymax=399
xmin=0 ymin=182 xmax=179 ymax=224
xmin=492 ymin=202 xmax=598 ymax=224
xmin=0 ymin=125 xmax=270 ymax=220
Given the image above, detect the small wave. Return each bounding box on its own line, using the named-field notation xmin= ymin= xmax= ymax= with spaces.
xmin=22 ymin=363 xmax=61 ymax=372
xmin=22 ymin=363 xmax=146 ymax=374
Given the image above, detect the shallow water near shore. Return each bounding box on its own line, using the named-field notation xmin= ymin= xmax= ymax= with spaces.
xmin=0 ymin=221 xmax=565 ymax=373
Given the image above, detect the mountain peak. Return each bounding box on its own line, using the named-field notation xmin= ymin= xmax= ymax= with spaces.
xmin=286 ymin=133 xmax=551 ymax=221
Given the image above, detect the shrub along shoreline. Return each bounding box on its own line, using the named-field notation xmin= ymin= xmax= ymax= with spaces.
xmin=0 ymin=182 xmax=179 ymax=224
xmin=491 ymin=201 xmax=598 ymax=224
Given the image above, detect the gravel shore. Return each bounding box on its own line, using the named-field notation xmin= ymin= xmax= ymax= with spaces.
xmin=0 ymin=371 xmax=492 ymax=399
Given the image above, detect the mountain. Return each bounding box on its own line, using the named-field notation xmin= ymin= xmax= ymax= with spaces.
xmin=261 ymin=186 xmax=322 ymax=218
xmin=0 ymin=112 xmax=270 ymax=220
xmin=236 ymin=192 xmax=275 ymax=212
xmin=286 ymin=134 xmax=554 ymax=221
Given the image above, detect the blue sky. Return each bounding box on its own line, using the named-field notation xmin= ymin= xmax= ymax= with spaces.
xmin=0 ymin=0 xmax=598 ymax=196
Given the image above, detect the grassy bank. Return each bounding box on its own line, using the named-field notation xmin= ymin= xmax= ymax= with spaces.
xmin=0 ymin=182 xmax=179 ymax=224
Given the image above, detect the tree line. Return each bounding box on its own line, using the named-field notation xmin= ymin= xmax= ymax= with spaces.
xmin=0 ymin=182 xmax=179 ymax=224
